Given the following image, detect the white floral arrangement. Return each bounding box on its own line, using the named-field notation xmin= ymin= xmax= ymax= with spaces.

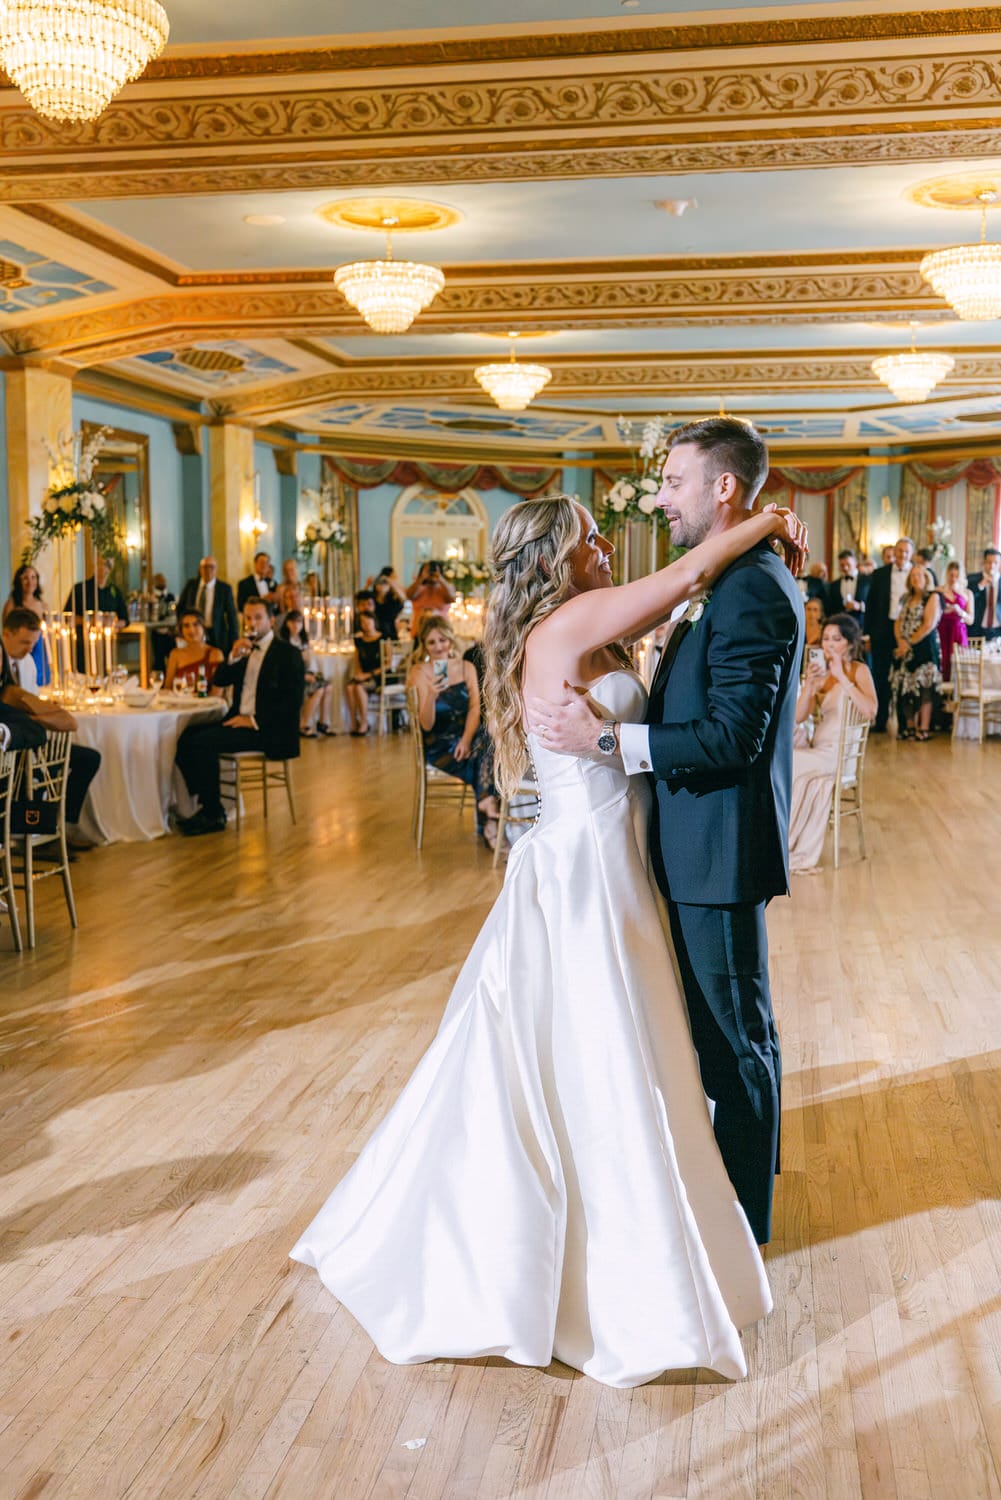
xmin=298 ymin=485 xmax=351 ymax=560
xmin=682 ymin=590 xmax=712 ymax=629
xmin=598 ymin=415 xmax=672 ymax=531
xmin=929 ymin=514 xmax=956 ymax=564
xmin=22 ymin=425 xmax=120 ymax=563
xmin=442 ymin=558 xmax=490 ymax=591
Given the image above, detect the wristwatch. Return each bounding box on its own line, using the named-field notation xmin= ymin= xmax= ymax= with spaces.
xmin=596 ymin=722 xmax=618 ymax=755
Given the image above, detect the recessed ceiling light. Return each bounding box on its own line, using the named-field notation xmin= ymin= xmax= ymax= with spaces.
xmin=243 ymin=213 xmax=285 ymax=227
xmin=655 ymin=198 xmax=697 ymax=217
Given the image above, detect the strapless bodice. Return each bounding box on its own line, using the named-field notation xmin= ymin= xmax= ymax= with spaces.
xmin=526 ymin=669 xmax=648 ymax=826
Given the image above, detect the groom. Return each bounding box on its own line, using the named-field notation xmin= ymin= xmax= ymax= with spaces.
xmin=533 ymin=418 xmax=803 ymax=1244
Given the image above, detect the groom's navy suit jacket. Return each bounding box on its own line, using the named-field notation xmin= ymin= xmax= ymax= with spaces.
xmin=646 ymin=540 xmax=804 ymax=907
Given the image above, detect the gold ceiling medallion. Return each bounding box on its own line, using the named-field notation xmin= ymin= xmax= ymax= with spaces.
xmin=908 ymin=174 xmax=1001 ymax=211
xmin=332 ymin=204 xmax=451 ymax=334
xmin=0 ymin=259 xmax=28 ymax=289
xmin=176 ymin=347 xmax=246 ymax=373
xmin=0 ymin=0 xmax=169 ymax=123
xmin=317 ymin=198 xmax=462 ymax=235
xmin=920 ymin=189 xmax=1001 ymax=320
xmin=474 ymin=334 xmax=553 ymax=412
xmin=871 ymin=323 xmax=954 ymax=403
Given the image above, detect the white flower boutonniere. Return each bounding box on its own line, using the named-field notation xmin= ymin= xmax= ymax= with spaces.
xmin=684 ymin=591 xmax=712 ymax=629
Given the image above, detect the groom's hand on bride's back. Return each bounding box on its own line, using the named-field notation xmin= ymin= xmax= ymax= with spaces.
xmin=527 ymin=683 xmax=601 ymax=756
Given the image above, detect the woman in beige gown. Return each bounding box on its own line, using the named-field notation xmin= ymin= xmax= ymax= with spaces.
xmin=789 ymin=612 xmax=877 ymax=874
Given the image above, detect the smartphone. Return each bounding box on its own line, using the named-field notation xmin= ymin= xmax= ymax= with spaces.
xmin=433 ymin=659 xmax=449 ymax=687
xmin=807 ymin=646 xmax=826 ymax=673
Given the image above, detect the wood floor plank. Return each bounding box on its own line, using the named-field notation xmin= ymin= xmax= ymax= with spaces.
xmin=1 ymin=732 xmax=1000 ymax=1497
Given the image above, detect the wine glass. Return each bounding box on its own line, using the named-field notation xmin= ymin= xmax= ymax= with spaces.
xmin=150 ymin=670 xmax=165 ymax=696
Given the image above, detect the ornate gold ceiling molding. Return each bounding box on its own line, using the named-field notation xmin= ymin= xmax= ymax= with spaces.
xmin=4 ymin=58 xmax=1000 ymax=160
xmin=4 ymin=124 xmax=999 ymax=203
xmin=225 ymin=353 xmax=1001 ymax=420
xmin=0 ymin=8 xmax=989 ymax=83
xmin=0 ymin=253 xmax=953 ymax=365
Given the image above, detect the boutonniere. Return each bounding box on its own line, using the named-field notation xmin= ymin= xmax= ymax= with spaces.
xmin=683 ymin=591 xmax=712 ymax=629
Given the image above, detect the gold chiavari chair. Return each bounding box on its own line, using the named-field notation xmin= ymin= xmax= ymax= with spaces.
xmin=377 ymin=638 xmax=411 ymax=735
xmin=218 ymin=751 xmax=297 ymax=832
xmin=493 ymin=774 xmax=540 ymax=869
xmin=0 ymin=749 xmax=22 ymax=952
xmin=406 ymin=686 xmax=469 ymax=850
xmin=951 ymin=644 xmax=1001 ymax=743
xmin=11 ymin=731 xmax=77 ymax=949
xmin=829 ymin=697 xmax=871 ymax=869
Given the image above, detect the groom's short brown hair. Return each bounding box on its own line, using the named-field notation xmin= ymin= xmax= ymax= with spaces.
xmin=668 ymin=417 xmax=769 ymax=506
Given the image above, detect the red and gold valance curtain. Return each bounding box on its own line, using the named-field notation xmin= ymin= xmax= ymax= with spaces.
xmin=321 ymin=455 xmax=560 ymax=496
xmin=761 ymin=466 xmax=867 ymax=568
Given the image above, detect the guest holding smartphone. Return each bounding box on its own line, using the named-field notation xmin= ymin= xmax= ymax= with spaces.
xmin=406 ymin=613 xmax=500 ymax=848
xmin=788 ymin=613 xmax=877 ymax=873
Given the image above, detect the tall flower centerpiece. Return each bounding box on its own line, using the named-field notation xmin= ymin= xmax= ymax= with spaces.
xmin=22 ymin=425 xmax=122 ymax=691
xmin=598 ymin=416 xmax=674 ymax=582
xmin=298 ymin=483 xmax=352 ymax=601
xmin=928 ymin=513 xmax=957 ymax=575
xmin=442 ymin=557 xmax=490 ymax=594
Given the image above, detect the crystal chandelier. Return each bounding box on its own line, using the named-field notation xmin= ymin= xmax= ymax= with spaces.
xmin=871 ymin=327 xmax=955 ymax=403
xmin=920 ymin=190 xmax=1001 ymax=321
xmin=0 ymin=0 xmax=170 ymax=123
xmin=334 ymin=224 xmax=444 ymax=334
xmin=474 ymin=337 xmax=552 ymax=411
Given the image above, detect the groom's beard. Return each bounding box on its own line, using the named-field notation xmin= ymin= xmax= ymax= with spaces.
xmin=670 ymin=483 xmax=717 ymax=550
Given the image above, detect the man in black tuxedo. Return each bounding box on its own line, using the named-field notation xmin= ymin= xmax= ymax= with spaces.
xmin=825 ymin=548 xmax=870 ymax=622
xmin=969 ymin=546 xmax=1001 ymax=641
xmin=237 ymin=551 xmax=278 ymax=614
xmin=864 ymin=535 xmax=914 ymax=732
xmin=176 ymin=555 xmax=239 ymax=657
xmin=174 ymin=598 xmax=304 ymax=836
xmin=532 ymin=419 xmax=803 ymax=1245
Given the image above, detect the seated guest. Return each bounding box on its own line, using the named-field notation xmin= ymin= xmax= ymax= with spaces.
xmin=174 ymin=598 xmax=303 ymax=836
xmin=969 ymin=546 xmax=1001 ymax=641
xmin=406 ymin=613 xmax=500 ymax=848
xmin=826 ymin=549 xmax=869 ymax=621
xmin=164 ymin=609 xmax=224 ymax=693
xmin=237 ymin=551 xmax=278 ymax=613
xmin=64 ymin=555 xmax=128 ymax=670
xmin=345 ymin=590 xmax=385 ymax=737
xmin=176 ymin=555 xmax=239 ymax=657
xmin=803 ymin=595 xmax=825 ymax=658
xmin=279 ymin=608 xmax=332 ymax=737
xmin=804 ymin=562 xmax=829 ymax=601
xmin=891 ymin=561 xmax=942 ymax=741
xmin=789 ymin=612 xmax=877 ymax=874
xmin=372 ymin=567 xmax=406 ymax=638
xmin=406 ymin=561 xmax=456 ymax=637
xmin=3 ymin=562 xmax=49 ymax=685
xmin=1 ymin=609 xmax=102 ymax=846
xmin=936 ymin=560 xmax=974 ymax=681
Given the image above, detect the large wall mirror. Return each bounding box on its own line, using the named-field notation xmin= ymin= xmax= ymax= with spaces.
xmin=82 ymin=422 xmax=152 ymax=597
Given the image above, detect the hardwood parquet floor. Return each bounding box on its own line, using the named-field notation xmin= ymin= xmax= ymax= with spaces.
xmin=1 ymin=729 xmax=1000 ymax=1500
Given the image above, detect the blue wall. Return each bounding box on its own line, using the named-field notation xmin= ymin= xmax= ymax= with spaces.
xmin=72 ymin=394 xmax=189 ymax=593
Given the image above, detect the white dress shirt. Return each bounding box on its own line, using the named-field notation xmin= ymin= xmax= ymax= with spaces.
xmin=889 ymin=565 xmax=909 ymax=620
xmin=9 ymin=652 xmax=38 ymax=692
xmin=837 ymin=573 xmax=859 ymax=605
xmin=619 ymin=603 xmax=690 ymax=774
xmin=254 ymin=575 xmax=271 ymax=598
xmin=237 ymin=629 xmax=273 ymax=719
xmin=980 ymin=573 xmax=999 ymax=628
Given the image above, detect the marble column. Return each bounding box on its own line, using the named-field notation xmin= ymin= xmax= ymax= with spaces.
xmin=5 ymin=365 xmax=74 ymax=577
xmin=207 ymin=421 xmax=256 ymax=585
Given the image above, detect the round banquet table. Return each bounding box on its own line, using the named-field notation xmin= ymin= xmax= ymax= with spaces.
xmin=72 ymin=696 xmax=225 ymax=844
xmin=954 ymin=645 xmax=1001 ymax=740
xmin=311 ymin=644 xmax=356 ymax=733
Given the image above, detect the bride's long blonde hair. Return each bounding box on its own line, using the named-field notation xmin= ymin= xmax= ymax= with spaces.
xmin=483 ymin=493 xmax=628 ymax=797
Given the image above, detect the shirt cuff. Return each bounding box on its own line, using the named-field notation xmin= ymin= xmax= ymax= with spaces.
xmin=619 ymin=721 xmax=653 ymax=775
xmin=0 ymin=723 xmax=9 ymax=751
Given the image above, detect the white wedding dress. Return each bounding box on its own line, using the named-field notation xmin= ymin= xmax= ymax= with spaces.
xmin=290 ymin=670 xmax=771 ymax=1388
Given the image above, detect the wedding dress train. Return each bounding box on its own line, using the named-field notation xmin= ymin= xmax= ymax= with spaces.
xmin=290 ymin=670 xmax=771 ymax=1388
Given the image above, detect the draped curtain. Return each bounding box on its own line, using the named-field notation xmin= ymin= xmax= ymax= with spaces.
xmin=762 ymin=466 xmax=866 ymax=567
xmin=900 ymin=456 xmax=1001 ymax=568
xmin=321 ymin=455 xmax=560 ymax=496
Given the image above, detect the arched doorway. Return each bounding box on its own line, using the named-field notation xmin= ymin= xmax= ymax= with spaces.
xmin=391 ymin=485 xmax=489 ymax=582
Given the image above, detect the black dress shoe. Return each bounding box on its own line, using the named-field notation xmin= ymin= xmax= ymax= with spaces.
xmin=179 ymin=811 xmax=227 ymax=837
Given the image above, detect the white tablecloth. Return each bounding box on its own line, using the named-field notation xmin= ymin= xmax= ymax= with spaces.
xmin=955 ymin=650 xmax=1001 ymax=740
xmin=311 ymin=646 xmax=357 ymax=733
xmin=73 ymin=697 xmax=225 ymax=843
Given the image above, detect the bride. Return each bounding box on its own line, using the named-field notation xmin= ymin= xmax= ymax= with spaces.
xmin=291 ymin=493 xmax=805 ymax=1388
